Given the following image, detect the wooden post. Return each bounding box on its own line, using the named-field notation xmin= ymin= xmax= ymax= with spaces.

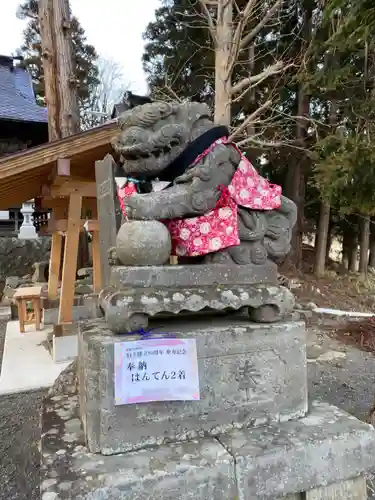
xmin=58 ymin=193 xmax=82 ymax=323
xmin=48 ymin=205 xmax=66 ymax=299
xmin=48 ymin=233 xmax=63 ymax=299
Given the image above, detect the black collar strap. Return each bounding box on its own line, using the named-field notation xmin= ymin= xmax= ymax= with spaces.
xmin=158 ymin=125 xmax=229 ymax=183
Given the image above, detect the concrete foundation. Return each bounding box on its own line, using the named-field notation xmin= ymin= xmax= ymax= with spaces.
xmin=78 ymin=317 xmax=308 ymax=454
xmin=52 ymin=334 xmax=78 ymax=363
xmin=43 ymin=295 xmax=101 ymax=325
xmin=41 ymin=391 xmax=375 ymax=500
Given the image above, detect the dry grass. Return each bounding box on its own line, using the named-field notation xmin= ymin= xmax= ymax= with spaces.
xmin=280 ymin=244 xmax=375 ymax=355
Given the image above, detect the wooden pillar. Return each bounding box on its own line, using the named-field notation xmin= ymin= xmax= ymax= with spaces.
xmin=48 ymin=233 xmax=63 ymax=299
xmin=58 ymin=193 xmax=82 ymax=323
xmin=48 ymin=205 xmax=65 ymax=299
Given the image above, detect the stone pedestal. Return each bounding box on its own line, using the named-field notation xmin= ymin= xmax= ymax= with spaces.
xmin=40 ymin=316 xmax=375 ymax=499
xmin=78 ymin=317 xmax=307 ymax=454
xmin=101 ymin=263 xmax=295 ymax=333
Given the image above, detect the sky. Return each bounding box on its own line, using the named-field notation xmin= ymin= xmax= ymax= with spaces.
xmin=0 ymin=0 xmax=160 ymax=94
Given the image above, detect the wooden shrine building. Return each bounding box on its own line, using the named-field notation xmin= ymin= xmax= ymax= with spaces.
xmin=0 ymin=120 xmax=117 ymax=325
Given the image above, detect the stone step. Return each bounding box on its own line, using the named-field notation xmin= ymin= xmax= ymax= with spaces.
xmin=41 ymin=393 xmax=375 ymax=500
xmin=78 ymin=317 xmax=307 ymax=454
xmin=219 ymin=400 xmax=375 ymax=499
xmin=41 ymin=393 xmax=236 ymax=500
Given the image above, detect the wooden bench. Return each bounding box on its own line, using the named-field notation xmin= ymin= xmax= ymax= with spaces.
xmin=13 ymin=286 xmax=43 ymax=333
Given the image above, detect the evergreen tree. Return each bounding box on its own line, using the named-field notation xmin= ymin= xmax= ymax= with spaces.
xmin=18 ymin=0 xmax=99 ymax=114
xmin=142 ymin=0 xmax=214 ymax=104
xmin=310 ymin=0 xmax=375 ymax=274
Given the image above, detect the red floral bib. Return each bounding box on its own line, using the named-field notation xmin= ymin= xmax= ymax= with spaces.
xmin=116 ymin=138 xmax=282 ymax=258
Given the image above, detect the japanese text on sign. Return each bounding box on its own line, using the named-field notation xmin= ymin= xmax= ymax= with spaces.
xmin=114 ymin=338 xmax=200 ymax=405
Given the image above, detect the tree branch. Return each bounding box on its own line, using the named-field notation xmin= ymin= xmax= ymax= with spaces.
xmin=228 ymin=0 xmax=258 ymax=74
xmin=236 ymin=136 xmax=308 ymax=151
xmin=229 ymin=99 xmax=273 ymax=141
xmin=231 ymin=61 xmax=285 ymax=95
xmin=240 ymin=0 xmax=283 ymax=49
xmin=198 ymin=0 xmax=217 ymax=42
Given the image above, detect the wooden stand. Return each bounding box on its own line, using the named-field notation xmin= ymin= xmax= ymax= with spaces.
xmin=13 ymin=286 xmax=42 ymax=333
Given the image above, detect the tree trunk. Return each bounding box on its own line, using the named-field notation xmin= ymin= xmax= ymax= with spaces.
xmin=348 ymin=240 xmax=358 ymax=271
xmin=347 ymin=216 xmax=358 ymax=272
xmin=214 ymin=0 xmax=233 ymax=126
xmin=314 ymin=201 xmax=330 ymax=277
xmin=359 ymin=215 xmax=370 ymax=276
xmin=314 ymin=41 xmax=338 ymax=276
xmin=369 ymin=241 xmax=375 ymax=268
xmin=39 ymin=0 xmax=60 ymax=140
xmin=288 ymin=2 xmax=313 ymax=268
xmin=325 ymin=223 xmax=333 ymax=263
xmin=53 ymin=0 xmax=80 ymax=136
xmin=368 ymin=218 xmax=375 ymax=268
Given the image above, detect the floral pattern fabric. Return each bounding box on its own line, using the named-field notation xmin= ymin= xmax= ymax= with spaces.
xmin=166 ymin=186 xmax=240 ymax=257
xmin=116 ymin=138 xmax=283 ymax=258
xmin=164 ymin=139 xmax=282 ymax=256
xmin=117 ymin=181 xmax=137 ymax=218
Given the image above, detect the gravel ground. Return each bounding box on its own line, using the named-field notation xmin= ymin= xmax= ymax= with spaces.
xmin=0 ymin=320 xmax=46 ymax=500
xmin=0 ymin=319 xmax=374 ymax=499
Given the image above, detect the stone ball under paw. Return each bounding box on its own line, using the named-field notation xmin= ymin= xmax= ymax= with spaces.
xmin=116 ymin=220 xmax=172 ymax=266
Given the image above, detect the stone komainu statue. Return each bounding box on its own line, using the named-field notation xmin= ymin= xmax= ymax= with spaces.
xmin=112 ymin=100 xmax=297 ymax=267
xmin=100 ymin=100 xmax=297 ymax=333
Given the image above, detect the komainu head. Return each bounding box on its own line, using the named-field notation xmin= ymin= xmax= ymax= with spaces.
xmin=111 ymin=100 xmax=213 ymax=178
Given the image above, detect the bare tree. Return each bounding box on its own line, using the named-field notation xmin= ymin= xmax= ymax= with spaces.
xmin=198 ymin=0 xmax=292 ymax=129
xmin=82 ymin=57 xmax=129 ymax=128
xmin=150 ymin=0 xmax=304 ymax=151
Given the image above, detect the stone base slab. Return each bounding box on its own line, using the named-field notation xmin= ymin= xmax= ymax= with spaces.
xmin=109 ymin=263 xmax=278 ymax=288
xmin=41 ymin=393 xmax=374 ymax=500
xmin=219 ymin=400 xmax=375 ymax=499
xmin=79 ymin=317 xmax=307 ymax=455
xmin=41 ymin=393 xmax=236 ymax=500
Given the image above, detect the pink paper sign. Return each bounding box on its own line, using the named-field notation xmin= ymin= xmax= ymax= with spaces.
xmin=114 ymin=338 xmax=200 ymax=405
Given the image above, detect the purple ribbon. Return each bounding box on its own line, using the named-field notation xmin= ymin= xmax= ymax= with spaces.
xmin=124 ymin=327 xmax=176 ymax=339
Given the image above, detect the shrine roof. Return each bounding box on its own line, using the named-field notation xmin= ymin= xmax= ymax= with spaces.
xmin=0 ymin=56 xmax=48 ymax=124
xmin=0 ymin=120 xmax=117 ymax=209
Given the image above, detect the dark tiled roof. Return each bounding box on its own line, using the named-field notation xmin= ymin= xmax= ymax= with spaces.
xmin=0 ymin=59 xmax=47 ymax=124
xmin=111 ymin=91 xmax=152 ymax=118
